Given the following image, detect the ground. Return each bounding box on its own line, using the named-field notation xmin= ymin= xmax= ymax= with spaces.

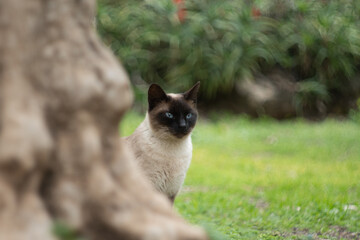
xmin=121 ymin=112 xmax=360 ymax=240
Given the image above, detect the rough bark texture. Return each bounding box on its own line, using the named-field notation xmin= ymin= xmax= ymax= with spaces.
xmin=0 ymin=1 xmax=207 ymax=239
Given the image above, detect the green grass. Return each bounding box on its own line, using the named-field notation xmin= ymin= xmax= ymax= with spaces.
xmin=121 ymin=112 xmax=360 ymax=240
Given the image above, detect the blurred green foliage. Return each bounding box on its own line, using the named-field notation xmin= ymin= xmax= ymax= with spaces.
xmin=53 ymin=222 xmax=83 ymax=240
xmin=268 ymin=0 xmax=360 ymax=110
xmin=97 ymin=0 xmax=360 ymax=108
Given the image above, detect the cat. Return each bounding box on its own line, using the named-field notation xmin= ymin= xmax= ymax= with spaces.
xmin=124 ymin=82 xmax=200 ymax=204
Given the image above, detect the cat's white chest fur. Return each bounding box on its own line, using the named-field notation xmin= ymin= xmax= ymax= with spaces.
xmin=125 ymin=115 xmax=193 ymax=198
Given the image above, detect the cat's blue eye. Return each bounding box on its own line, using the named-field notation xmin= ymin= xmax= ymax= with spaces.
xmin=186 ymin=113 xmax=192 ymax=119
xmin=165 ymin=112 xmax=174 ymax=119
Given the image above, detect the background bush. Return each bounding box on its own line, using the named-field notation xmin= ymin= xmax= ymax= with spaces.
xmin=97 ymin=0 xmax=360 ymax=114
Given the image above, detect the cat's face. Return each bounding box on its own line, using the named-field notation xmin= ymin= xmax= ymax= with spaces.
xmin=148 ymin=82 xmax=200 ymax=139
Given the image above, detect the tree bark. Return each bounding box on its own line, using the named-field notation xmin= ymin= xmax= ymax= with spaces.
xmin=0 ymin=1 xmax=207 ymax=239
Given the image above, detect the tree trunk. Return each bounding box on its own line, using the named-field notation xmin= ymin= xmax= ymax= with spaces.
xmin=0 ymin=1 xmax=207 ymax=239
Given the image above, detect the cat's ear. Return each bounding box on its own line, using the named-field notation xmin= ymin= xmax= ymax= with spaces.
xmin=184 ymin=82 xmax=200 ymax=104
xmin=148 ymin=84 xmax=168 ymax=111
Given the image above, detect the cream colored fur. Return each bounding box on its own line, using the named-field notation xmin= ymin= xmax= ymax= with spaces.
xmin=124 ymin=113 xmax=193 ymax=199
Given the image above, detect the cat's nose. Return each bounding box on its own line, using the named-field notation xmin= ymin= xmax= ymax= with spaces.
xmin=179 ymin=119 xmax=187 ymax=129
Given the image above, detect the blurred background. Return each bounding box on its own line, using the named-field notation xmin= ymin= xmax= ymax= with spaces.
xmin=97 ymin=0 xmax=360 ymax=120
xmin=97 ymin=1 xmax=360 ymax=239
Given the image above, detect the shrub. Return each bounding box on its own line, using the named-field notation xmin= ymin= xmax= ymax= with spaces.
xmin=97 ymin=0 xmax=274 ymax=99
xmin=97 ymin=0 xmax=360 ymax=114
xmin=273 ymin=0 xmax=360 ymax=105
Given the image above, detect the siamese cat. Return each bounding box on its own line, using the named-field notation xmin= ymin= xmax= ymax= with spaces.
xmin=124 ymin=82 xmax=200 ymax=204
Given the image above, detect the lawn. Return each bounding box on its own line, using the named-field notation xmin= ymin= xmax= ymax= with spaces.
xmin=121 ymin=112 xmax=360 ymax=240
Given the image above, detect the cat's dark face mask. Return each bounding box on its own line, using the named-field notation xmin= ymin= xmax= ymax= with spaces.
xmin=157 ymin=103 xmax=197 ymax=138
xmin=147 ymin=82 xmax=200 ymax=139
